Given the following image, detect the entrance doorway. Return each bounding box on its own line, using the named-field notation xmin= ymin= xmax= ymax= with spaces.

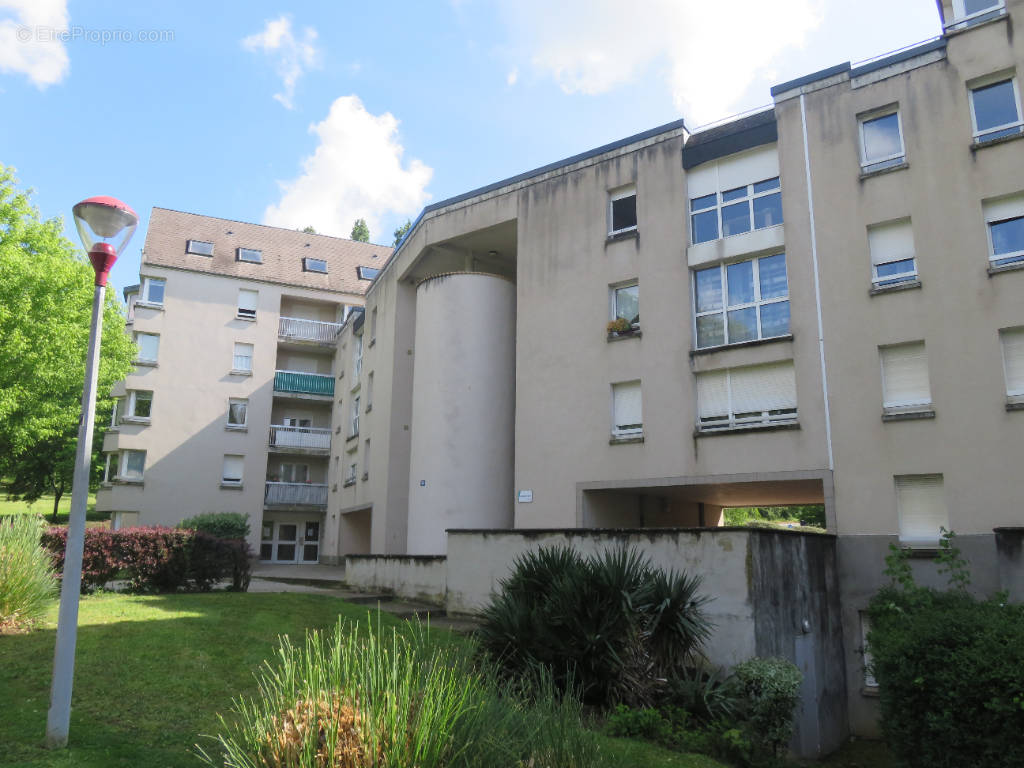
xmin=259 ymin=519 xmax=321 ymax=563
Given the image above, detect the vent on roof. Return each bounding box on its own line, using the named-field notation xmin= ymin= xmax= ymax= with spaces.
xmin=186 ymin=239 xmax=214 ymax=257
xmin=237 ymin=247 xmax=262 ymax=263
xmin=304 ymin=257 xmax=328 ymax=274
xmin=357 ymin=266 xmax=380 ymax=280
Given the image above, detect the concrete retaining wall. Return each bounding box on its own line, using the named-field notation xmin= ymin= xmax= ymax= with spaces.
xmin=344 ymin=554 xmax=447 ymax=604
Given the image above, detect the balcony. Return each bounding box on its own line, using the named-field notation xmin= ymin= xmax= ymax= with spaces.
xmin=264 ymin=481 xmax=328 ymax=508
xmin=269 ymin=425 xmax=331 ymax=453
xmin=279 ymin=316 xmax=342 ymax=344
xmin=274 ymin=370 xmax=334 ymax=398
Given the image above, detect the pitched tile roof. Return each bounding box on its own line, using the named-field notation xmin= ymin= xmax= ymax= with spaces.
xmin=142 ymin=208 xmax=391 ymax=296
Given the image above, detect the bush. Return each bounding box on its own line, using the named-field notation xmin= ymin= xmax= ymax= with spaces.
xmin=177 ymin=512 xmax=250 ymax=540
xmin=867 ymin=586 xmax=1024 ymax=768
xmin=0 ymin=515 xmax=57 ymax=630
xmin=477 ymin=545 xmax=712 ymax=706
xmin=41 ymin=526 xmax=251 ymax=593
xmin=728 ymin=657 xmax=802 ymax=763
xmin=197 ymin=618 xmax=604 ymax=768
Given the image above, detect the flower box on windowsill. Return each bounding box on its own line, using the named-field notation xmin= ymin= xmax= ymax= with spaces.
xmin=607 ymin=325 xmax=642 ymax=342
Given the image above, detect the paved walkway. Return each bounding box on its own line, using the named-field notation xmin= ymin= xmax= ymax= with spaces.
xmin=247 ymin=563 xmax=479 ymax=634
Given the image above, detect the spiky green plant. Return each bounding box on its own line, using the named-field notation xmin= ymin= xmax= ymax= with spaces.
xmin=0 ymin=514 xmax=57 ymax=631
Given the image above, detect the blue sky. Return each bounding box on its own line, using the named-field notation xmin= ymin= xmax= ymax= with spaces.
xmin=1 ymin=1 xmax=941 ymax=297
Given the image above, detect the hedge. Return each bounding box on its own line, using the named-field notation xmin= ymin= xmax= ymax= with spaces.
xmin=42 ymin=526 xmax=251 ymax=593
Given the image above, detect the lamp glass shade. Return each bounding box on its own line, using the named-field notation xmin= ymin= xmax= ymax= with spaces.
xmin=72 ymin=197 xmax=138 ymax=256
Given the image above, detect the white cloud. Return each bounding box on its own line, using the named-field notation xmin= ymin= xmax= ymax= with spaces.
xmin=498 ymin=0 xmax=824 ymax=124
xmin=241 ymin=15 xmax=319 ymax=109
xmin=506 ymin=67 xmax=518 ymax=86
xmin=0 ymin=0 xmax=69 ymax=88
xmin=263 ymin=95 xmax=433 ymax=240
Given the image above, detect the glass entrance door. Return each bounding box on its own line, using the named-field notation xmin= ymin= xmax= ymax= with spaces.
xmin=260 ymin=520 xmax=320 ymax=563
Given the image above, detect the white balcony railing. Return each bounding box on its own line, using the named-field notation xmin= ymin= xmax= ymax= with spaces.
xmin=279 ymin=316 xmax=343 ymax=343
xmin=269 ymin=425 xmax=331 ymax=451
xmin=264 ymin=482 xmax=328 ymax=507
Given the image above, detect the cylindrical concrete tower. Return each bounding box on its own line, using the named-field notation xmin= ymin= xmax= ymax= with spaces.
xmin=407 ymin=272 xmax=516 ymax=554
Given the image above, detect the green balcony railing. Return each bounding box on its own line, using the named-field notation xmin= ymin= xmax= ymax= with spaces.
xmin=274 ymin=369 xmax=335 ymax=397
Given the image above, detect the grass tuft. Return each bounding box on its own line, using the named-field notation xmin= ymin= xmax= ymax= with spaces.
xmin=0 ymin=514 xmax=58 ymax=631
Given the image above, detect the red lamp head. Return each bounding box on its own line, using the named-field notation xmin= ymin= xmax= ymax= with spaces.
xmin=72 ymin=196 xmax=138 ymax=286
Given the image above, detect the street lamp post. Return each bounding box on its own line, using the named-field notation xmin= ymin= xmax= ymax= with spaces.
xmin=45 ymin=196 xmax=137 ymax=749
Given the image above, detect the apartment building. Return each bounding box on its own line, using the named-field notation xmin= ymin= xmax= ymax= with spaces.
xmin=100 ymin=0 xmax=1023 ymax=738
xmin=96 ymin=208 xmax=389 ymax=565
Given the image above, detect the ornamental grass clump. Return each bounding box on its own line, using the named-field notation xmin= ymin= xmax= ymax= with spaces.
xmin=0 ymin=514 xmax=57 ymax=632
xmin=197 ymin=617 xmax=603 ymax=768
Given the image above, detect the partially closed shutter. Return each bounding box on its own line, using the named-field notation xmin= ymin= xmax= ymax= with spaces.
xmin=1001 ymin=327 xmax=1024 ymax=395
xmin=896 ymin=474 xmax=947 ymax=545
xmin=880 ymin=342 xmax=931 ymax=407
xmin=868 ymin=220 xmax=914 ymax=266
xmin=612 ymin=381 xmax=642 ymax=432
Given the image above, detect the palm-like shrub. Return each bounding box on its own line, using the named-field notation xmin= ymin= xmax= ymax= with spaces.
xmin=477 ymin=544 xmax=712 ymax=706
xmin=0 ymin=515 xmax=57 ymax=631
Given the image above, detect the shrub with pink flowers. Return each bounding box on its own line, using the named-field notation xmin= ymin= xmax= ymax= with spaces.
xmin=41 ymin=526 xmax=251 ymax=593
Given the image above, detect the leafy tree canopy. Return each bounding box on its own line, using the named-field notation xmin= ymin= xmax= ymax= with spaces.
xmin=392 ymin=219 xmax=411 ymax=247
xmin=0 ymin=164 xmax=136 ymax=508
xmin=350 ymin=218 xmax=369 ymax=243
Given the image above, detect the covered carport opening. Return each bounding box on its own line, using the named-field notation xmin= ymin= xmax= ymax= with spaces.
xmin=579 ymin=476 xmax=828 ymax=529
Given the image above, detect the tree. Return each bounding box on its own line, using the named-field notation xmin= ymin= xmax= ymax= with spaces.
xmin=300 ymin=225 xmax=317 ymax=234
xmin=392 ymin=219 xmax=411 ymax=247
xmin=0 ymin=164 xmax=136 ymax=512
xmin=350 ymin=218 xmax=369 ymax=242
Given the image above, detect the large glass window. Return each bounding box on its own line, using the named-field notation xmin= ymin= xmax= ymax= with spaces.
xmin=694 ymin=253 xmax=789 ymax=348
xmin=690 ymin=177 xmax=782 ymax=244
xmin=859 ymin=111 xmax=905 ymax=172
xmin=970 ymin=77 xmax=1022 ymax=141
xmin=125 ymin=390 xmax=153 ymax=419
xmin=119 ymin=450 xmax=146 ymax=481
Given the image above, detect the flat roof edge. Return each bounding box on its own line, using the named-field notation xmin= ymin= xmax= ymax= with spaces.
xmin=771 ymin=62 xmax=851 ymax=97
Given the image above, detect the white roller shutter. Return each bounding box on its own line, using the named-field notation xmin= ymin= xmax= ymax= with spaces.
xmin=896 ymin=474 xmax=947 ymax=546
xmin=730 ymin=361 xmax=797 ymax=414
xmin=880 ymin=343 xmax=931 ymax=407
xmin=612 ymin=381 xmax=643 ymax=434
xmin=222 ymin=455 xmax=244 ymax=484
xmin=983 ymin=194 xmax=1024 ymax=223
xmin=1001 ymin=327 xmax=1024 ymax=395
xmin=868 ymin=220 xmax=914 ymax=266
xmin=238 ymin=289 xmax=258 ymax=316
xmin=696 ymin=370 xmax=730 ymax=420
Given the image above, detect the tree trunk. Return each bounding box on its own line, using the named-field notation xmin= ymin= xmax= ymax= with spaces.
xmin=50 ymin=481 xmax=63 ymax=524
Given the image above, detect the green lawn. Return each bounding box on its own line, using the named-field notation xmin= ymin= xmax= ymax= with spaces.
xmin=0 ymin=491 xmax=104 ymax=524
xmin=0 ymin=593 xmax=725 ymax=768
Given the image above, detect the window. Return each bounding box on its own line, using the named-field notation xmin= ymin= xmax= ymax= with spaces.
xmin=984 ymin=195 xmax=1024 ymax=267
xmin=350 ymin=395 xmax=360 ymax=437
xmin=950 ymin=0 xmax=1005 ymax=28
xmin=102 ymin=453 xmax=113 ymax=483
xmin=696 ymin=361 xmax=797 ymax=432
xmin=868 ymin=220 xmax=917 ymax=287
xmin=366 ymin=371 xmax=374 ymax=410
xmin=221 ymin=455 xmax=244 ymax=485
xmin=693 ymin=253 xmax=789 ymax=348
xmin=279 ymin=462 xmax=309 ymax=483
xmin=1000 ymin=327 xmax=1024 ymax=399
xmin=611 ymin=381 xmax=643 ymax=438
xmin=345 ymin=461 xmax=357 ymax=485
xmin=363 ymin=439 xmax=371 ymax=479
xmin=303 ymin=257 xmax=328 ymax=273
xmin=610 ymin=282 xmax=639 ymax=326
xmin=123 ymin=390 xmax=153 ymax=421
xmin=227 ymin=398 xmax=248 ymax=427
xmin=140 ymin=277 xmax=165 ymax=305
xmin=233 ymin=342 xmax=254 ymax=372
xmin=119 ymin=450 xmax=146 ymax=481
xmin=125 ymin=288 xmax=138 ymax=323
xmin=352 ymin=333 xmax=363 ymax=378
xmin=895 ymin=474 xmax=948 ymax=547
xmin=357 ymin=266 xmax=379 ymax=280
xmin=609 ymin=185 xmax=637 ymax=235
xmin=237 ymin=289 xmax=258 ymax=319
xmin=880 ymin=342 xmax=931 ymax=410
xmin=970 ymin=76 xmax=1022 ymax=142
xmin=370 ymin=307 xmax=378 ymax=343
xmin=237 ymin=247 xmax=263 ymax=263
xmin=110 ymin=397 xmax=123 ymax=428
xmin=690 ymin=177 xmax=782 ymax=244
xmin=186 ymin=239 xmax=214 ymax=256
xmin=134 ymin=331 xmax=160 ymax=363
xmin=859 ymin=110 xmax=905 ymax=172
xmin=860 ymin=613 xmax=878 ymax=690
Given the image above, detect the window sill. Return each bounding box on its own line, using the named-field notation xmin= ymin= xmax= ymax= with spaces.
xmin=606 ymin=228 xmax=639 ymax=245
xmin=229 ymin=369 xmax=253 ymax=377
xmin=882 ymin=406 xmax=935 ymax=422
xmin=610 ymin=434 xmax=644 ymax=445
xmin=369 ymin=338 xmax=375 ymax=348
xmin=365 ymin=404 xmax=372 ymax=413
xmin=945 ymin=9 xmax=1006 ymax=35
xmin=988 ymin=260 xmax=1024 ymax=276
xmin=859 ymin=160 xmax=908 ymax=180
xmin=133 ymin=360 xmax=158 ymax=368
xmin=119 ymin=416 xmax=151 ymax=425
xmin=362 ymin=472 xmax=369 ymax=481
xmin=225 ymin=425 xmax=248 ymax=432
xmin=343 ymin=479 xmax=356 ymax=488
xmin=113 ymin=478 xmax=144 ymax=486
xmin=870 ymin=279 xmax=921 ymax=296
xmin=220 ymin=482 xmax=244 ymax=490
xmin=1006 ymin=399 xmax=1024 ymax=412
xmin=690 ymin=334 xmax=793 ymax=357
xmin=694 ymin=421 xmax=800 ymax=437
xmin=235 ymin=314 xmax=257 ymax=322
xmin=860 ymin=686 xmax=880 ymax=699
xmin=346 ymin=432 xmax=359 ymax=443
xmin=134 ymin=301 xmax=164 ymax=311
xmin=971 ymin=129 xmax=1024 ymax=152
xmin=607 ymin=329 xmax=642 ymax=342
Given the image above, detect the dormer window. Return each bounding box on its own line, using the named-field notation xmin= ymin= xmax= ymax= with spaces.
xmin=237 ymin=247 xmax=262 ymax=263
xmin=304 ymin=257 xmax=328 ymax=273
xmin=357 ymin=266 xmax=379 ymax=280
xmin=186 ymin=239 xmax=214 ymax=256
